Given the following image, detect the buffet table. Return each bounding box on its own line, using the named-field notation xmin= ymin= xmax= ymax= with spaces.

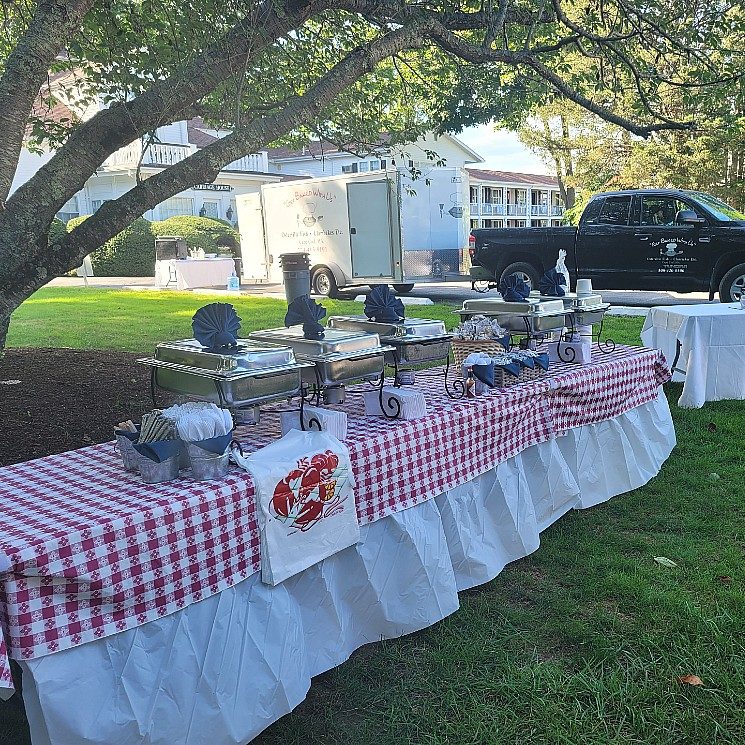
xmin=0 ymin=346 xmax=675 ymax=745
xmin=641 ymin=303 xmax=745 ymax=408
xmin=154 ymin=258 xmax=236 ymax=290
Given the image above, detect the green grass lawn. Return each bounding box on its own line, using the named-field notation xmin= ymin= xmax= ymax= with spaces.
xmin=5 ymin=286 xmax=647 ymax=351
xmin=2 ymin=288 xmax=744 ymax=744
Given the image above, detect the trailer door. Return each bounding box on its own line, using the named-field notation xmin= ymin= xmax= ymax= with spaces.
xmin=347 ymin=181 xmax=395 ymax=280
xmin=235 ymin=192 xmax=269 ymax=281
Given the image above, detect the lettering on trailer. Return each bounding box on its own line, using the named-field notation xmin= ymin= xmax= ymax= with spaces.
xmin=646 ymin=236 xmax=699 ymax=274
xmin=282 ymin=188 xmax=337 ymax=208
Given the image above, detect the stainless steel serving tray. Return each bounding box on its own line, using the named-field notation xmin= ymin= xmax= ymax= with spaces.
xmin=326 ymin=316 xmax=452 ymax=366
xmin=570 ymin=303 xmax=611 ymax=326
xmin=530 ymin=291 xmax=605 ymax=310
xmin=138 ymin=339 xmax=312 ymax=408
xmin=248 ymin=326 xmax=394 ymax=386
xmin=154 ymin=339 xmax=298 ymax=372
xmin=457 ymin=297 xmax=567 ymax=332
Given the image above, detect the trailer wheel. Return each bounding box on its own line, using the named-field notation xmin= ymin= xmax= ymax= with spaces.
xmin=718 ymin=262 xmax=745 ymax=303
xmin=311 ymin=267 xmax=339 ymax=297
xmin=392 ymin=283 xmax=415 ymax=294
xmin=499 ymin=262 xmax=540 ymax=291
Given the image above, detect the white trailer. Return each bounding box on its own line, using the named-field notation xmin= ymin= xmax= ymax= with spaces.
xmin=235 ymin=167 xmax=470 ymax=295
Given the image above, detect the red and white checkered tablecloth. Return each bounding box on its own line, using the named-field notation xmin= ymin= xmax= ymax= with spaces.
xmin=0 ymin=344 xmax=669 ymax=695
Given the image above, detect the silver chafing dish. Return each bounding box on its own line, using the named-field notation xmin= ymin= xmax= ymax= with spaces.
xmin=326 ymin=316 xmax=452 ymax=366
xmin=457 ymin=297 xmax=567 ymax=333
xmin=529 ymin=291 xmax=611 ymax=325
xmin=137 ymin=339 xmax=313 ymax=411
xmin=248 ymin=325 xmax=393 ymax=403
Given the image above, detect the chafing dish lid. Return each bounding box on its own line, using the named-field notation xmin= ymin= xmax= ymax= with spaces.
xmin=249 ymin=325 xmax=388 ymax=357
xmin=460 ymin=297 xmax=565 ymax=315
xmin=154 ymin=339 xmax=297 ymax=373
xmin=326 ymin=315 xmax=448 ymax=340
xmin=529 ymin=291 xmax=605 ymax=309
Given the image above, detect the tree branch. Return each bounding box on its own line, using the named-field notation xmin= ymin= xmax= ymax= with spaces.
xmin=0 ymin=0 xmax=95 ymax=202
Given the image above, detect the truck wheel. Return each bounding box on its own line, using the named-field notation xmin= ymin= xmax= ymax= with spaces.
xmin=499 ymin=262 xmax=540 ymax=291
xmin=312 ymin=267 xmax=339 ymax=298
xmin=392 ymin=283 xmax=415 ymax=294
xmin=718 ymin=263 xmax=745 ymax=303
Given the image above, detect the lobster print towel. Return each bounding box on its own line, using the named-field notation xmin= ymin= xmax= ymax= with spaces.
xmin=232 ymin=429 xmax=358 ymax=585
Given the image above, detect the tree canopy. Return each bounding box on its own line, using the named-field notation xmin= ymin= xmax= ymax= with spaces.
xmin=0 ymin=0 xmax=742 ymax=347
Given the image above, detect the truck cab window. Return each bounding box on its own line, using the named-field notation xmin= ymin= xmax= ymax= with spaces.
xmin=641 ymin=197 xmax=688 ymax=226
xmin=596 ymin=196 xmax=632 ymax=225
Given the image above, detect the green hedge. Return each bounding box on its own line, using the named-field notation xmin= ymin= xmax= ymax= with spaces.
xmin=48 ymin=217 xmax=67 ymax=248
xmin=151 ymin=216 xmax=239 ymax=255
xmin=67 ymin=216 xmax=155 ymax=277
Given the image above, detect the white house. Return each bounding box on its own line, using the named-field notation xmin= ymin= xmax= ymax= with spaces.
xmin=12 ymin=75 xmax=280 ymax=226
xmin=466 ymin=168 xmax=565 ymax=229
xmin=265 ymin=131 xmax=484 ymax=177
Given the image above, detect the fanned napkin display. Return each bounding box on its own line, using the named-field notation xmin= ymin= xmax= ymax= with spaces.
xmin=192 ymin=303 xmax=242 ymax=350
xmin=538 ymin=268 xmax=567 ymax=297
xmin=364 ymin=285 xmax=405 ymax=323
xmin=285 ymin=295 xmax=326 ymax=339
xmin=499 ymin=273 xmax=531 ymax=302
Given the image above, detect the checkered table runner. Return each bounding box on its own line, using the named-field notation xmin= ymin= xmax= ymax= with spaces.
xmin=0 ymin=345 xmax=669 ymax=695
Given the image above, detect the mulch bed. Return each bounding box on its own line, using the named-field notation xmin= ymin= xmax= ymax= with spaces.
xmin=0 ymin=348 xmax=154 ymax=467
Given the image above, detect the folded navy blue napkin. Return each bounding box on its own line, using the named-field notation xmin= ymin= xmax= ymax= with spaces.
xmin=364 ymin=285 xmax=405 ymax=323
xmin=535 ymin=353 xmax=550 ymax=371
xmin=499 ymin=273 xmax=531 ymax=302
xmin=187 ymin=431 xmax=233 ymax=455
xmin=538 ymin=268 xmax=567 ymax=297
xmin=285 ymin=295 xmax=326 ymax=339
xmin=192 ymin=303 xmax=242 ymax=349
xmin=132 ymin=440 xmax=180 ymax=463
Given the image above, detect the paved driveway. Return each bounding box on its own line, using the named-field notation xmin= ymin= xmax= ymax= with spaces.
xmin=48 ymin=276 xmax=716 ymax=311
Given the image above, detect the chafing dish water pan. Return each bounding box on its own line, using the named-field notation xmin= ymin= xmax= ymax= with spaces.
xmin=248 ymin=326 xmax=393 ymax=389
xmin=326 ymin=316 xmax=452 ymax=366
xmin=457 ymin=297 xmax=566 ymax=333
xmin=528 ymin=291 xmax=611 ymax=325
xmin=138 ymin=339 xmax=312 ymax=409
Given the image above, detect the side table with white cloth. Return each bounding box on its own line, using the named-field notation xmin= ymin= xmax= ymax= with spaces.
xmin=154 ymin=257 xmax=236 ymax=290
xmin=0 ymin=346 xmax=675 ymax=745
xmin=641 ymin=303 xmax=745 ymax=408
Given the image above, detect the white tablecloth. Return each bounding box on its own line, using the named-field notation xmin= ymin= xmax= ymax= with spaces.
xmin=18 ymin=391 xmax=675 ymax=745
xmin=154 ymin=258 xmax=236 ymax=290
xmin=641 ymin=303 xmax=745 ymax=408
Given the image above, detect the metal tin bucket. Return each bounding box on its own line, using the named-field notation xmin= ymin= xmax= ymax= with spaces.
xmin=137 ymin=453 xmax=180 ymax=484
xmin=115 ymin=433 xmax=140 ymax=472
xmin=185 ymin=442 xmax=230 ymax=481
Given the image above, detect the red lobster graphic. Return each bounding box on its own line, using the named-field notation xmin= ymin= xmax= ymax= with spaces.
xmin=270 ymin=450 xmax=345 ymax=532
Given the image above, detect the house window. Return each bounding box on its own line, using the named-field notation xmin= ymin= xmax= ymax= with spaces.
xmin=90 ymin=199 xmax=104 ymax=213
xmin=160 ymin=197 xmax=194 ymax=219
xmin=200 ymin=200 xmax=219 ymax=219
xmin=369 ymin=159 xmax=381 ymax=170
xmin=341 ymin=163 xmax=358 ymax=174
xmin=358 ymin=161 xmax=370 ymax=173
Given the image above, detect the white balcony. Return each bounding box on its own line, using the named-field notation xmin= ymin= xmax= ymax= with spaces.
xmin=506 ymin=204 xmax=527 ymax=216
xmin=103 ymin=141 xmax=269 ymax=173
xmin=531 ymin=205 xmax=549 ymax=216
xmin=551 ymin=205 xmax=565 ymax=216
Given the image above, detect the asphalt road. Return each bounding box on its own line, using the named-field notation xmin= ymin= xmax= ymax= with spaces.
xmin=49 ymin=276 xmax=717 ymax=310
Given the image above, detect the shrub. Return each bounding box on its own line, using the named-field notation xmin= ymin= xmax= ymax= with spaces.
xmin=48 ymin=217 xmax=67 ymax=247
xmin=151 ymin=215 xmax=240 ymax=255
xmin=67 ymin=216 xmax=155 ymax=276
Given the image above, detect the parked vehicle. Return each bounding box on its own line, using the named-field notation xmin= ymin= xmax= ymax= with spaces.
xmin=236 ymin=167 xmax=470 ymax=296
xmin=469 ymin=189 xmax=745 ymax=302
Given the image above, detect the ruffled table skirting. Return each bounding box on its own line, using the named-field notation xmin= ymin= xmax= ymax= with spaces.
xmin=19 ymin=391 xmax=675 ymax=745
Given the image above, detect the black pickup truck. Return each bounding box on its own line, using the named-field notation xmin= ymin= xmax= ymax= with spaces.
xmin=468 ymin=189 xmax=745 ymax=302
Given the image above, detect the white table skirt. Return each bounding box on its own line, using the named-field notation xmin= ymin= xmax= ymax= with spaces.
xmin=154 ymin=258 xmax=236 ymax=290
xmin=19 ymin=391 xmax=675 ymax=745
xmin=641 ymin=303 xmax=745 ymax=408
